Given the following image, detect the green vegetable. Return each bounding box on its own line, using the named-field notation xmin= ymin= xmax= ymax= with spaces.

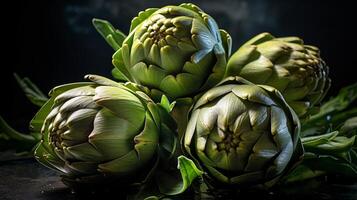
xmin=112 ymin=3 xmax=231 ymax=100
xmin=8 ymin=2 xmax=353 ymax=196
xmin=34 ymin=75 xmax=177 ymax=188
xmin=14 ymin=73 xmax=48 ymax=107
xmin=283 ymin=129 xmax=357 ymax=183
xmin=283 ymin=82 xmax=357 ymax=183
xmin=302 ymin=82 xmax=357 ymax=137
xmin=340 ymin=117 xmax=357 ymax=137
xmin=226 ymin=33 xmax=331 ymax=118
xmin=183 ymin=76 xmax=303 ymax=188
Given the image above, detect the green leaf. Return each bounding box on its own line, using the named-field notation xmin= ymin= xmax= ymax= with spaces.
xmin=112 ymin=48 xmax=135 ymax=82
xmin=14 ymin=73 xmax=48 ymax=107
xmin=304 ymin=82 xmax=357 ymax=125
xmin=302 ymin=108 xmax=357 ymax=137
xmin=156 ymin=155 xmax=203 ymax=196
xmin=129 ymin=8 xmax=158 ymax=33
xmin=317 ymin=82 xmax=357 ymax=117
xmin=92 ymin=18 xmax=126 ymax=51
xmin=299 ymin=121 xmax=357 ymax=179
xmin=0 ymin=115 xmax=38 ymax=153
xmin=49 ymin=82 xmax=92 ymax=97
xmin=302 ymin=131 xmax=339 ymax=146
xmin=302 ymin=82 xmax=357 ymax=137
xmin=29 ymin=97 xmax=54 ymax=135
xmin=160 ymin=95 xmax=170 ymax=112
xmin=282 ymin=164 xmax=325 ymax=183
xmin=220 ymin=29 xmax=232 ymax=58
xmin=1 ymin=74 xmax=47 ymax=154
xmin=328 ymin=108 xmax=357 ymax=129
xmin=169 ymin=102 xmax=176 ymax=113
xmin=159 ymin=95 xmax=176 ymax=113
xmin=111 ymin=68 xmax=129 ymax=82
xmin=303 ymin=154 xmax=357 ymax=177
xmin=156 ymin=105 xmax=177 ymax=160
xmin=340 ymin=116 xmax=357 ymax=136
xmin=302 ymin=131 xmax=356 ymax=155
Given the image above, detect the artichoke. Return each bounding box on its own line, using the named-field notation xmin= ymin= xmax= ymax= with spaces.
xmin=113 ymin=3 xmax=231 ymax=100
xmin=184 ymin=76 xmax=303 ymax=187
xmin=225 ymin=33 xmax=331 ymax=118
xmin=34 ymin=75 xmax=176 ymax=188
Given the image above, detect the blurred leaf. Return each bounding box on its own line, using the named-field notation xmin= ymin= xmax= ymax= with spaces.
xmin=328 ymin=108 xmax=357 ymax=129
xmin=0 ymin=74 xmax=46 ymax=155
xmin=303 ymin=153 xmax=357 ymax=177
xmin=0 ymin=115 xmax=38 ymax=153
xmin=292 ymin=125 xmax=357 ymax=182
xmin=313 ymin=82 xmax=357 ymax=118
xmin=302 ymin=82 xmax=357 ymax=136
xmin=14 ymin=73 xmax=48 ymax=107
xmin=92 ymin=19 xmax=133 ymax=82
xmin=284 ymin=151 xmax=357 ymax=184
xmin=302 ymin=131 xmax=339 ymax=146
xmin=282 ymin=164 xmax=325 ymax=183
xmin=340 ymin=116 xmax=357 ymax=136
xmin=351 ymin=149 xmax=357 ymax=164
xmin=92 ymin=18 xmax=126 ymax=51
xmin=302 ymin=131 xmax=355 ymax=154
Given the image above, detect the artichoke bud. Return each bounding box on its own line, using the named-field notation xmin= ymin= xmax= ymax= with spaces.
xmin=116 ymin=3 xmax=230 ymax=100
xmin=34 ymin=75 xmax=176 ymax=187
xmin=226 ymin=32 xmax=331 ymax=118
xmin=184 ymin=76 xmax=303 ymax=187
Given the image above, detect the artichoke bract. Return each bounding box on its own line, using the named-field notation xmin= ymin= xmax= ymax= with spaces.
xmin=184 ymin=76 xmax=303 ymax=187
xmin=113 ymin=3 xmax=231 ymax=100
xmin=225 ymin=33 xmax=331 ymax=118
xmin=34 ymin=75 xmax=176 ymax=188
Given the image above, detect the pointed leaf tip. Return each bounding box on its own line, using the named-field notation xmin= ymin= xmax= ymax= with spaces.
xmin=157 ymin=155 xmax=203 ymax=196
xmin=160 ymin=95 xmax=171 ymax=113
xmin=92 ymin=18 xmax=126 ymax=51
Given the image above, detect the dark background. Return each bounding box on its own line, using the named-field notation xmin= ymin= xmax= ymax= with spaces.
xmin=1 ymin=0 xmax=356 ymax=132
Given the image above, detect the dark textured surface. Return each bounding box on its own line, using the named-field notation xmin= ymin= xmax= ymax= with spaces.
xmin=0 ymin=156 xmax=357 ymax=200
xmin=0 ymin=159 xmax=65 ymax=200
xmin=0 ymin=157 xmax=126 ymax=200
